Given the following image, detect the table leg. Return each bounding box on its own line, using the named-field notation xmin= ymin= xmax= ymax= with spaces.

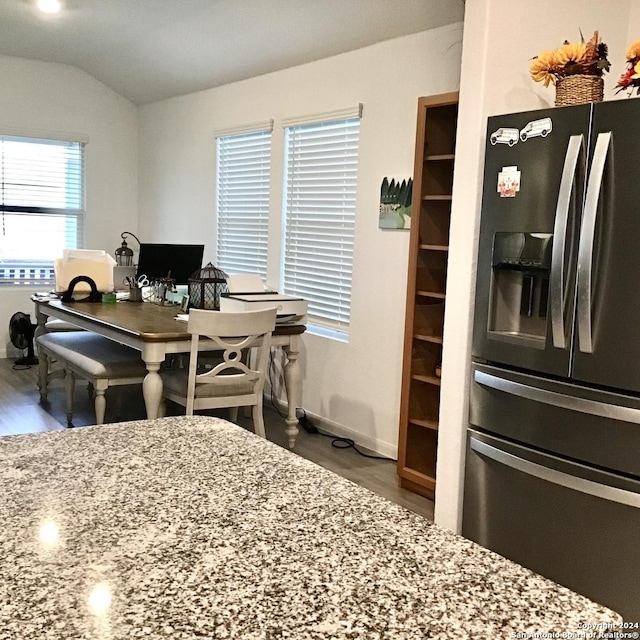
xmin=33 ymin=302 xmax=48 ymax=340
xmin=282 ymin=335 xmax=301 ymax=449
xmin=142 ymin=363 xmax=163 ymax=419
xmin=142 ymin=344 xmax=166 ymax=420
xmin=34 ymin=303 xmax=49 ymax=400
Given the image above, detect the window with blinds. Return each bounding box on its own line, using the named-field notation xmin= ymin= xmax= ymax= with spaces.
xmin=282 ymin=116 xmax=360 ymax=331
xmin=0 ymin=135 xmax=85 ymax=286
xmin=216 ymin=128 xmax=271 ymax=280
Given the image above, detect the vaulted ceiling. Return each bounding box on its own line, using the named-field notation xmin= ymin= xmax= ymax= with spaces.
xmin=0 ymin=0 xmax=465 ymax=105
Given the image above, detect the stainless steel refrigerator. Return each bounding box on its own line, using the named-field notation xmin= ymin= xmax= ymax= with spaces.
xmin=462 ymin=100 xmax=640 ymax=621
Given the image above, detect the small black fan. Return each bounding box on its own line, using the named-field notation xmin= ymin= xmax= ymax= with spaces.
xmin=9 ymin=312 xmax=39 ymax=366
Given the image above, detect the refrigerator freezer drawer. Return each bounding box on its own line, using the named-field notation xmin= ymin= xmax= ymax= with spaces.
xmin=471 ymin=362 xmax=640 ymax=478
xmin=462 ymin=429 xmax=640 ymax=621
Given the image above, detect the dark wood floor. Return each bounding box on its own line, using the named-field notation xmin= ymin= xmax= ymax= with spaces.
xmin=0 ymin=357 xmax=434 ymax=521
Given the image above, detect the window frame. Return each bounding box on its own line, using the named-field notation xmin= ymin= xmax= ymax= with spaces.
xmin=281 ymin=110 xmax=361 ymax=334
xmin=215 ymin=122 xmax=273 ymax=282
xmin=0 ymin=133 xmax=85 ymax=287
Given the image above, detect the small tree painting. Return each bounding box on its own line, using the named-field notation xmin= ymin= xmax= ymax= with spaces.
xmin=379 ymin=177 xmax=412 ymax=229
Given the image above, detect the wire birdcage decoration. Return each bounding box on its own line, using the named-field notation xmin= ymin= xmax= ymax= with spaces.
xmin=188 ymin=262 xmax=228 ymax=310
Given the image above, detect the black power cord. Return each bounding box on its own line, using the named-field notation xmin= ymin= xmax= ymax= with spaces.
xmin=267 ymin=348 xmax=394 ymax=461
xmin=297 ymin=408 xmax=394 ymax=461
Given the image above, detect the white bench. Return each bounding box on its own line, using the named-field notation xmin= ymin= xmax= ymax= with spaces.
xmin=38 ymin=319 xmax=85 ymax=391
xmin=36 ymin=332 xmax=148 ymax=426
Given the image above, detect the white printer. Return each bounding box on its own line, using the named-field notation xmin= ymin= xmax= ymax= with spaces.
xmin=219 ymin=293 xmax=307 ymax=325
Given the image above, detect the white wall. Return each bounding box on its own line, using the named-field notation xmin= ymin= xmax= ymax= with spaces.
xmin=138 ymin=25 xmax=464 ymax=457
xmin=434 ymin=0 xmax=639 ymax=531
xmin=0 ymin=56 xmax=138 ymax=358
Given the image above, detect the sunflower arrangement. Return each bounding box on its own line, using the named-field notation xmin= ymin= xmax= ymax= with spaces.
xmin=530 ymin=31 xmax=610 ymax=87
xmin=615 ymin=40 xmax=640 ymax=95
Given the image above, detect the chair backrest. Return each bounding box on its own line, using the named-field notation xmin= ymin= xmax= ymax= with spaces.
xmin=185 ymin=308 xmax=277 ymax=411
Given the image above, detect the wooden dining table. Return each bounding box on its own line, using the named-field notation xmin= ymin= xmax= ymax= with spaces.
xmin=32 ymin=298 xmax=305 ymax=448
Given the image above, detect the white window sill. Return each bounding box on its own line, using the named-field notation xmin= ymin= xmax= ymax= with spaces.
xmin=307 ymin=323 xmax=349 ymax=343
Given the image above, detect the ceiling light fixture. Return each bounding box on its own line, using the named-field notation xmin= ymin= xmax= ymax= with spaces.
xmin=37 ymin=0 xmax=61 ymax=14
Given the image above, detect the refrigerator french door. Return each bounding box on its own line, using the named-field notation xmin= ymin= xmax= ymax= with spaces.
xmin=473 ymin=99 xmax=640 ymax=393
xmin=464 ymin=99 xmax=640 ymax=622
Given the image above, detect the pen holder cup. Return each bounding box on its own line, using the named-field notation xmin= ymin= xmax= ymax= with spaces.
xmin=129 ymin=286 xmax=143 ymax=302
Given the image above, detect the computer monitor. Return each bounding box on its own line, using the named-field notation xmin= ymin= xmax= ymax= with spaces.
xmin=136 ymin=243 xmax=205 ymax=285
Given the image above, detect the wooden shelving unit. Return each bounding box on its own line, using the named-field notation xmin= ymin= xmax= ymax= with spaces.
xmin=397 ymin=92 xmax=459 ymax=502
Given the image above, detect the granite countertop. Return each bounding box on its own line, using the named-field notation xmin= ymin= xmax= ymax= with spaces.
xmin=0 ymin=416 xmax=621 ymax=639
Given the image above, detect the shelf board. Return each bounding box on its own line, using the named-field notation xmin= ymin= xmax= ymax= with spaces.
xmin=422 ymin=195 xmax=452 ymax=201
xmin=411 ymin=373 xmax=441 ymax=386
xmin=419 ymin=244 xmax=448 ymax=251
xmin=416 ymin=290 xmax=445 ymax=300
xmin=398 ymin=475 xmax=435 ymax=501
xmin=425 ymin=153 xmax=455 ymax=161
xmin=399 ymin=466 xmax=437 ymax=491
xmin=408 ymin=417 xmax=439 ymax=432
xmin=413 ymin=333 xmax=443 ymax=344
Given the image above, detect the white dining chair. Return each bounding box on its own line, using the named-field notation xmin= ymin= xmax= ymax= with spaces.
xmin=160 ymin=307 xmax=277 ymax=437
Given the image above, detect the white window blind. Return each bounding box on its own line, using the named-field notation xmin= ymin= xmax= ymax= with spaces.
xmin=283 ymin=116 xmax=360 ymax=330
xmin=0 ymin=135 xmax=84 ymax=285
xmin=216 ymin=128 xmax=271 ymax=280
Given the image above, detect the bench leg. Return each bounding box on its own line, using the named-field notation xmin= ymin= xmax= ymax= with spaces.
xmin=64 ymin=370 xmax=75 ymax=425
xmin=38 ymin=350 xmax=50 ymax=401
xmin=94 ymin=381 xmax=108 ymax=425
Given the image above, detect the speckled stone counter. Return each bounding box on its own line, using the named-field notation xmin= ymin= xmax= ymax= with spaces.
xmin=0 ymin=416 xmax=621 ymax=639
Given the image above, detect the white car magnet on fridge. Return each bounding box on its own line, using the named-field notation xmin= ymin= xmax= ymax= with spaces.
xmin=520 ymin=117 xmax=552 ymax=141
xmin=490 ymin=127 xmax=519 ymax=146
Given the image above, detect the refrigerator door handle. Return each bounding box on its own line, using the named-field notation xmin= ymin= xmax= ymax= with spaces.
xmin=577 ymin=131 xmax=612 ymax=354
xmin=475 ymin=368 xmax=640 ymax=424
xmin=470 ymin=435 xmax=640 ymax=509
xmin=551 ymin=135 xmax=584 ymax=349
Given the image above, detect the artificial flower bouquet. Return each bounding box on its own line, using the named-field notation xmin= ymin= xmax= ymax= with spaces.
xmin=615 ymin=40 xmax=640 ymax=95
xmin=530 ymin=31 xmax=610 ymax=87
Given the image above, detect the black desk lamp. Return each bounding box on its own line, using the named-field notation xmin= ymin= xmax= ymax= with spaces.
xmin=115 ymin=232 xmax=141 ymax=267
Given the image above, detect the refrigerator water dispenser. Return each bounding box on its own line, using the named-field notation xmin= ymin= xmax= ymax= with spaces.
xmin=488 ymin=232 xmax=552 ymax=347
